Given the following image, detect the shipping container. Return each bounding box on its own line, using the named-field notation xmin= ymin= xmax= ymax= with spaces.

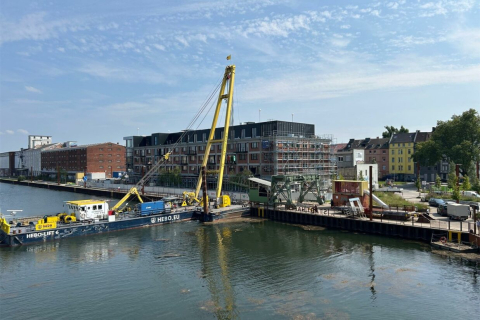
xmin=113 ymin=171 xmax=125 ymax=178
xmin=87 ymin=172 xmax=106 ymax=180
xmin=137 ymin=201 xmax=165 ymax=216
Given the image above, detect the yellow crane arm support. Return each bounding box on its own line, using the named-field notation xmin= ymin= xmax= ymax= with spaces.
xmin=111 ymin=187 xmax=143 ymax=212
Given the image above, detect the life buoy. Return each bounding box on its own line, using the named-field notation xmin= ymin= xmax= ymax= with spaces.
xmin=440 ymin=236 xmax=447 ymax=244
xmin=80 ymin=213 xmax=86 ymax=220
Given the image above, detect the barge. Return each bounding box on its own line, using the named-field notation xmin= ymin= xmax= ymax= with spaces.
xmin=0 ymin=198 xmax=199 ymax=247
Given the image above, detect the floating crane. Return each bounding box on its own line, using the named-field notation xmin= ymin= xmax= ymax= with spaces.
xmin=112 ymin=65 xmax=235 ymax=213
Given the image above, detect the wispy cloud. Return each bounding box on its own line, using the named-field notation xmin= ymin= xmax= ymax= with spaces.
xmin=17 ymin=129 xmax=29 ymax=134
xmin=78 ymin=62 xmax=175 ymax=84
xmin=0 ymin=12 xmax=84 ymax=45
xmin=25 ymin=86 xmax=42 ymax=94
xmin=6 ymin=130 xmax=14 ymax=135
xmin=241 ymin=64 xmax=480 ymax=102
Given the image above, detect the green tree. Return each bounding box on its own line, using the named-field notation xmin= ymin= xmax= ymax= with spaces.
xmin=447 ymin=162 xmax=457 ymax=189
xmin=382 ymin=125 xmax=409 ymax=138
xmin=358 ymin=170 xmax=364 ymax=181
xmin=472 ymin=180 xmax=480 ymax=193
xmin=415 ymin=176 xmax=422 ymax=191
xmin=452 ymin=183 xmax=460 ymax=202
xmin=412 ymin=109 xmax=480 ymax=175
xmin=462 ymin=175 xmax=471 ymax=191
xmin=435 ymin=174 xmax=441 ymax=188
xmin=338 ymin=174 xmax=344 ymax=180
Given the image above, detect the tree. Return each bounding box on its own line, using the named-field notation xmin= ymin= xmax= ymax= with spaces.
xmin=382 ymin=125 xmax=409 ymax=138
xmin=447 ymin=161 xmax=457 ymax=189
xmin=435 ymin=174 xmax=441 ymax=188
xmin=462 ymin=175 xmax=471 ymax=191
xmin=358 ymin=170 xmax=364 ymax=181
xmin=452 ymin=182 xmax=460 ymax=202
xmin=415 ymin=176 xmax=422 ymax=191
xmin=412 ymin=109 xmax=480 ymax=175
xmin=472 ymin=180 xmax=480 ymax=193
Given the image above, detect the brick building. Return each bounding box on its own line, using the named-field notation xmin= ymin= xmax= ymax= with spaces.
xmin=42 ymin=142 xmax=126 ymax=178
xmin=124 ymin=121 xmax=335 ymax=188
xmin=337 ymin=138 xmax=389 ymax=179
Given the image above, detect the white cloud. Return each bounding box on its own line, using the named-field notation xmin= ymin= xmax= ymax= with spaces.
xmin=387 ymin=2 xmax=399 ymax=10
xmin=78 ymin=62 xmax=174 ymax=84
xmin=153 ymin=44 xmax=166 ymax=51
xmin=240 ymin=15 xmax=311 ymax=37
xmin=0 ymin=12 xmax=82 ymax=45
xmin=370 ymin=10 xmax=381 ymax=17
xmin=390 ymin=35 xmax=441 ymax=47
xmin=25 ymin=86 xmax=42 ymax=94
xmin=447 ymin=28 xmax=480 ymax=57
xmin=340 ymin=25 xmax=351 ymax=29
xmin=6 ymin=130 xmax=14 ymax=135
xmin=241 ymin=64 xmax=480 ymax=102
xmin=17 ymin=129 xmax=29 ymax=134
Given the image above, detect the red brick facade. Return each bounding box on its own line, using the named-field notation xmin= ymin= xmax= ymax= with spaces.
xmin=42 ymin=143 xmax=126 ymax=178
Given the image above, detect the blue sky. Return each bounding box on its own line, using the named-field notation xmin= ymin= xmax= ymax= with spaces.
xmin=1 ymin=0 xmax=479 ymax=152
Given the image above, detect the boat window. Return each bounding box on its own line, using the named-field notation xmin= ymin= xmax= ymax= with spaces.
xmin=93 ymin=205 xmax=97 ymax=210
xmin=81 ymin=207 xmax=85 ymax=212
xmin=98 ymin=205 xmax=103 ymax=210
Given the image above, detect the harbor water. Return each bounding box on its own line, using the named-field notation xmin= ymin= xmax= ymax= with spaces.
xmin=1 ymin=183 xmax=479 ymax=319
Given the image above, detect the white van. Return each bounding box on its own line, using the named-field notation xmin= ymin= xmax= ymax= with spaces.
xmin=447 ymin=203 xmax=470 ymax=221
xmin=463 ymin=191 xmax=480 ymax=198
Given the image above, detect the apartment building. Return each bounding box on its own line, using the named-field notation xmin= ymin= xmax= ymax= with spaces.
xmin=124 ymin=121 xmax=335 ymax=188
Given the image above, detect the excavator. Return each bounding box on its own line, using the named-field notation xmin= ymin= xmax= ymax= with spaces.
xmin=111 ymin=64 xmax=236 ymax=213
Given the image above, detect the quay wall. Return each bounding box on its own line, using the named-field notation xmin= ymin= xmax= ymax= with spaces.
xmin=251 ymin=207 xmax=471 ymax=243
xmin=0 ymin=179 xmax=163 ymax=201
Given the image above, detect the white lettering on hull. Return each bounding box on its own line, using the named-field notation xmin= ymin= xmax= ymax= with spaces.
xmin=150 ymin=215 xmax=180 ymax=224
xmin=26 ymin=230 xmax=60 ymax=239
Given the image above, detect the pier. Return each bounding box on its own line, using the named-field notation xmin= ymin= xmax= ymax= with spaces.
xmin=0 ymin=179 xmax=165 ymax=201
xmin=250 ymin=206 xmax=476 ymax=244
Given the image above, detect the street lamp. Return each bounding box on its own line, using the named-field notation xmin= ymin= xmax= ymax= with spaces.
xmin=292 ymin=113 xmax=294 ymax=122
xmin=259 ymin=109 xmax=261 ymax=122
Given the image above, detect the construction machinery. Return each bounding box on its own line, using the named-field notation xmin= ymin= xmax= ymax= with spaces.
xmin=111 ymin=65 xmax=236 ymax=213
xmin=183 ymin=65 xmax=236 ymax=209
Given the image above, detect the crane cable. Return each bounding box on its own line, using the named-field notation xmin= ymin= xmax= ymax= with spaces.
xmin=133 ymin=75 xmax=225 ymax=190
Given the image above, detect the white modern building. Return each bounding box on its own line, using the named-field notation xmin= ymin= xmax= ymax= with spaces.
xmin=28 ymin=135 xmax=52 ymax=149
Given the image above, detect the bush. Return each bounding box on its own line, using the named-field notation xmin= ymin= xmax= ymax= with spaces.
xmin=17 ymin=175 xmax=26 ymax=182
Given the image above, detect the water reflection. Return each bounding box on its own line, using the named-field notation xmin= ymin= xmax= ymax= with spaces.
xmin=197 ymin=225 xmax=238 ymax=319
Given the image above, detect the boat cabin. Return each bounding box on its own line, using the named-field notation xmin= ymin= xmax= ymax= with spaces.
xmin=66 ymin=200 xmax=109 ymax=221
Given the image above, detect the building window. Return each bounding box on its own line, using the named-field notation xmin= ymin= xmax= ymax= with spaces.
xmin=239 ymin=154 xmax=246 ymax=160
xmin=252 ymin=128 xmax=257 ymax=137
xmin=250 ymin=154 xmax=258 ymax=160
xmin=392 ymin=165 xmax=395 ymax=170
xmin=338 ymin=156 xmax=344 ymax=162
xmin=382 ymin=165 xmax=386 ymax=170
xmin=392 ymin=158 xmax=395 ymax=163
xmin=251 ymin=142 xmax=258 ymax=148
xmin=391 ymin=150 xmax=395 ymax=155
xmin=408 ymin=165 xmax=411 ymax=171
xmin=408 ymin=149 xmax=411 ymax=154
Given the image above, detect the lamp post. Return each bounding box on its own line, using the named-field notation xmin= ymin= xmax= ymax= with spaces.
xmin=259 ymin=109 xmax=261 ymax=122
xmin=292 ymin=113 xmax=294 ymax=122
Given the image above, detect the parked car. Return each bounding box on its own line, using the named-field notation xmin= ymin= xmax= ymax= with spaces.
xmin=438 ymin=201 xmax=455 ymax=216
xmin=428 ymin=198 xmax=445 ymax=207
xmin=462 ymin=191 xmax=480 ymax=198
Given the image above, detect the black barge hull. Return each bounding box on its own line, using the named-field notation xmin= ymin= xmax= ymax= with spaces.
xmin=0 ymin=211 xmax=196 ymax=247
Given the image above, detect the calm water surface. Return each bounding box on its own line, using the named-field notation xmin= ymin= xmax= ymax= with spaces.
xmin=0 ymin=183 xmax=479 ymax=319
